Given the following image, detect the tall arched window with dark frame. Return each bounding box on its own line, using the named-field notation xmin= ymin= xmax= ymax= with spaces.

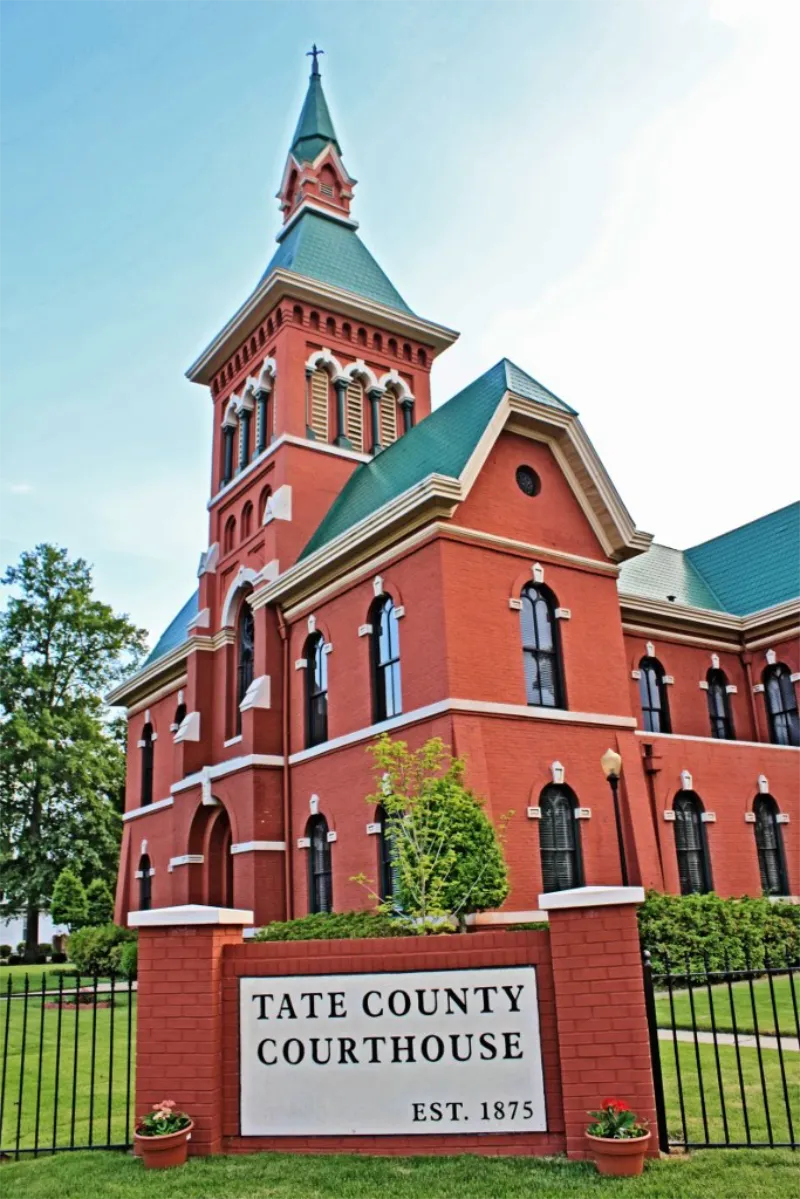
xmin=138 ymin=854 xmax=152 ymax=911
xmin=235 ymin=599 xmax=255 ymax=735
xmin=519 ymin=584 xmax=564 ymax=709
xmin=538 ymin=784 xmax=583 ymax=892
xmin=763 ymin=663 xmax=799 ymax=746
xmin=371 ymin=595 xmax=402 ymax=722
xmin=706 ymin=668 xmax=734 ymax=739
xmin=375 ymin=803 xmax=396 ymax=903
xmin=140 ymin=723 xmax=154 ymax=807
xmin=673 ymin=792 xmax=712 ymax=895
xmin=753 ymin=795 xmax=789 ymax=896
xmin=639 ymin=657 xmax=671 ymax=733
xmin=304 ymin=632 xmax=328 ymax=747
xmin=307 ymin=814 xmax=332 ymax=913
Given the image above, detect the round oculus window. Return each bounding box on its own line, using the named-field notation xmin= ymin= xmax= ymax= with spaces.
xmin=515 ymin=465 xmax=541 ymax=497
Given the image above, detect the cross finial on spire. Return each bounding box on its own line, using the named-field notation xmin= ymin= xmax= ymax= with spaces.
xmin=307 ymin=43 xmax=324 ymax=77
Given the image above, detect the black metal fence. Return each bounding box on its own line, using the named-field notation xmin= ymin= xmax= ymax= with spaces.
xmin=0 ymin=973 xmax=135 ymax=1160
xmin=643 ymin=950 xmax=800 ymax=1152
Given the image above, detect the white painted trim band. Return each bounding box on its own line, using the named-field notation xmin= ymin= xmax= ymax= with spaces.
xmin=169 ymin=854 xmax=204 ymax=868
xmin=465 ymin=910 xmax=549 ymax=927
xmin=230 ymin=841 xmax=286 ymax=854
xmin=172 ymin=753 xmax=285 ymax=793
xmin=634 ymin=729 xmax=799 ymax=751
xmin=123 ymin=796 xmax=174 ymax=822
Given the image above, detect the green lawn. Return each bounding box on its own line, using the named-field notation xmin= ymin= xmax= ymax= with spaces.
xmin=0 ymin=988 xmax=135 ymax=1152
xmin=660 ymin=1038 xmax=799 ymax=1146
xmin=655 ymin=975 xmax=800 ymax=1038
xmin=0 ymin=966 xmax=112 ymax=996
xmin=2 ymin=1148 xmax=798 ymax=1199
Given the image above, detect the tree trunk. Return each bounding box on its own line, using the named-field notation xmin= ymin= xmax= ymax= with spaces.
xmin=24 ymin=902 xmax=39 ymax=962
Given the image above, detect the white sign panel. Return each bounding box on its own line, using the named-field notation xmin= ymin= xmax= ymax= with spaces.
xmin=240 ymin=966 xmax=546 ymax=1136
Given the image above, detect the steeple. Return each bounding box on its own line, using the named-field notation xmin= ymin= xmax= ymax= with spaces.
xmin=289 ymin=45 xmax=342 ymax=163
xmin=278 ymin=50 xmax=356 ymax=227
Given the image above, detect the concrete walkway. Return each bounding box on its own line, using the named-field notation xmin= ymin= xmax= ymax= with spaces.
xmin=657 ymin=1026 xmax=800 ymax=1053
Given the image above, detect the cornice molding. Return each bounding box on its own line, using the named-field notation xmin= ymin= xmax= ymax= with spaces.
xmin=186 ymin=269 xmax=459 ymax=385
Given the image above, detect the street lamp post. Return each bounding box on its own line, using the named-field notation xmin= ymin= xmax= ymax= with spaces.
xmin=601 ymin=748 xmax=628 ymax=887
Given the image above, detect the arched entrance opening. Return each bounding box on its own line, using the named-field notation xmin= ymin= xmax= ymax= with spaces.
xmin=187 ymin=802 xmax=234 ymax=909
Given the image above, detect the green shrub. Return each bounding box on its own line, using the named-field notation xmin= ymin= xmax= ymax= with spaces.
xmin=51 ymin=951 xmax=68 ymax=964
xmin=253 ymin=911 xmax=407 ymax=942
xmin=638 ymin=891 xmax=800 ymax=975
xmin=37 ymin=943 xmax=51 ymax=957
xmin=51 ymin=869 xmax=88 ymax=931
xmin=16 ymin=942 xmax=25 ymax=955
xmin=8 ymin=954 xmax=23 ymax=965
xmin=118 ymin=939 xmax=138 ymax=980
xmin=85 ymin=879 xmax=115 ymax=926
xmin=68 ymin=924 xmax=136 ymax=977
xmin=509 ymin=922 xmax=550 ymax=932
xmin=0 ymin=945 xmax=11 ymax=958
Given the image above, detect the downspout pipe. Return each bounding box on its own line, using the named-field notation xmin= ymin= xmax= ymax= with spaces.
xmin=276 ymin=604 xmax=293 ymax=919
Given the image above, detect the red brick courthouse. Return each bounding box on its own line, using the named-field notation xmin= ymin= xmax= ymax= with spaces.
xmin=110 ymin=55 xmax=799 ymax=929
xmin=113 ymin=52 xmax=799 ymax=1163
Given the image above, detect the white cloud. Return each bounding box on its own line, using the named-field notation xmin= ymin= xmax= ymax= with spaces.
xmin=477 ymin=2 xmax=799 ymax=546
xmin=6 ymin=482 xmax=35 ymax=495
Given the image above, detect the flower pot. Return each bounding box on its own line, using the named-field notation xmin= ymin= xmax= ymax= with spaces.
xmin=586 ymin=1130 xmax=651 ymax=1177
xmin=134 ymin=1122 xmax=193 ymax=1169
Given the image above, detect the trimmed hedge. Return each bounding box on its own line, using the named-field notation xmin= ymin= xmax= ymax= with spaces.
xmin=638 ymin=891 xmax=800 ymax=975
xmin=253 ymin=911 xmax=407 ymax=942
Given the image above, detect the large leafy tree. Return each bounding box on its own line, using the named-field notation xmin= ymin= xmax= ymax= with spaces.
xmin=0 ymin=545 xmax=146 ymax=959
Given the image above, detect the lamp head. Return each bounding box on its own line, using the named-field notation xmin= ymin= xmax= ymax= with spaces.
xmin=601 ymin=748 xmax=623 ymax=780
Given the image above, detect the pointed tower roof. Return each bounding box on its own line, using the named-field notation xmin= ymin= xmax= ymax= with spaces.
xmin=290 ymin=46 xmax=341 ymax=163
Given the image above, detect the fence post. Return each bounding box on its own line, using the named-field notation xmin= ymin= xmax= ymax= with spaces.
xmin=539 ymin=885 xmax=659 ymax=1159
xmin=641 ymin=950 xmax=670 ymax=1152
xmin=129 ymin=904 xmax=252 ymax=1155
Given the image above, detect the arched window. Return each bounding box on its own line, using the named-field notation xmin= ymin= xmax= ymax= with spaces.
xmin=309 ymin=311 xmax=320 ymax=331
xmin=754 ymin=796 xmax=789 ymax=896
xmin=258 ymin=486 xmax=272 ymax=526
xmin=292 ymin=304 xmax=303 ymax=324
xmin=373 ymin=332 xmax=383 ymax=351
xmin=140 ymin=722 xmax=154 ymax=807
xmin=673 ymin=793 xmax=712 ymax=895
xmin=357 ymin=327 xmax=367 ymax=347
xmin=325 ymin=316 xmax=336 ymax=337
xmin=763 ymin=663 xmax=799 ymax=746
xmin=221 ymin=424 xmax=235 ymax=486
xmin=417 ymin=349 xmax=427 ymax=366
xmin=376 ymin=804 xmax=396 ymax=903
xmin=236 ymin=600 xmax=255 ymax=734
xmin=402 ymin=343 xmax=412 ymax=362
xmin=539 ymin=785 xmax=582 ymax=892
xmin=706 ymin=669 xmax=734 ymax=740
xmin=241 ymin=501 xmax=253 ymax=541
xmin=388 ymin=337 xmax=398 ymax=356
xmin=305 ymin=633 xmax=328 ymax=747
xmin=173 ymin=700 xmax=186 ymax=730
xmin=223 ymin=515 xmax=236 ymax=555
xmin=371 ymin=595 xmax=402 ymax=721
xmin=639 ymin=658 xmax=671 ymax=733
xmin=138 ymin=854 xmax=152 ymax=911
xmin=342 ymin=322 xmax=352 ymax=341
xmin=520 ymin=584 xmax=563 ymax=709
xmin=307 ymin=814 xmax=332 ymax=914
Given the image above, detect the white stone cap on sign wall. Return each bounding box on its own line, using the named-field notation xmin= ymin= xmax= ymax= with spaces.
xmin=537 ymin=885 xmax=646 ymax=911
xmin=128 ymin=904 xmax=254 ymax=928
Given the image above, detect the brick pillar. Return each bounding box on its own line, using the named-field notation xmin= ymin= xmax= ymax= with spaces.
xmin=539 ymin=886 xmax=658 ymax=1160
xmin=130 ymin=903 xmax=252 ymax=1156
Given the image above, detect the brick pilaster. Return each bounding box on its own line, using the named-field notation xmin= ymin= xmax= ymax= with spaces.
xmin=131 ymin=905 xmax=251 ymax=1155
xmin=540 ymin=886 xmax=658 ymax=1159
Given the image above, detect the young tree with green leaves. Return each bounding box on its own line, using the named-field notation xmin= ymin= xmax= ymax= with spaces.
xmin=0 ymin=545 xmax=146 ymax=960
xmin=85 ymin=878 xmax=115 ymax=926
xmin=357 ymin=735 xmax=510 ymax=933
xmin=50 ymin=868 xmax=88 ymax=931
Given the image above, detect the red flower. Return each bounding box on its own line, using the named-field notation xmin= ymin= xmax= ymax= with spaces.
xmin=601 ymin=1097 xmax=631 ymax=1111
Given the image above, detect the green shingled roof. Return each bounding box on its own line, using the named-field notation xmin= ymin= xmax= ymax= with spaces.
xmin=260 ymin=210 xmax=412 ymax=314
xmin=620 ymin=503 xmax=799 ymax=616
xmin=289 ymin=67 xmax=341 ymax=163
xmin=142 ymin=590 xmax=198 ymax=668
xmin=618 ymin=545 xmax=725 ymax=611
xmin=685 ymin=502 xmax=800 ymax=616
xmin=301 ymin=359 xmax=575 ymax=559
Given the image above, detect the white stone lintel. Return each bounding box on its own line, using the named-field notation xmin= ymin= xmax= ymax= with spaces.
xmin=230 ymin=841 xmax=286 ymax=854
xmin=128 ymin=903 xmax=254 ymax=928
xmin=538 ymin=885 xmax=645 ymax=911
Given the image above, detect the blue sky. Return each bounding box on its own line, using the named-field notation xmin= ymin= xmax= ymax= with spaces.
xmin=1 ymin=1 xmax=796 ymax=648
